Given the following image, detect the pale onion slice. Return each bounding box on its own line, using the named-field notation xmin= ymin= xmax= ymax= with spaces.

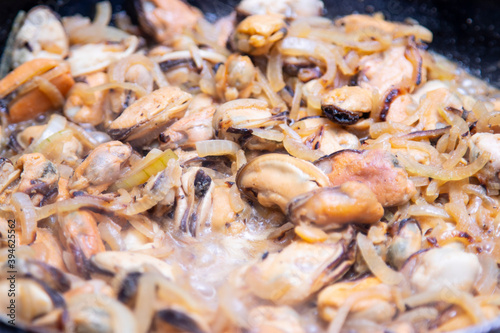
xmin=66 ymin=122 xmax=101 ymax=149
xmin=407 ymin=204 xmax=451 ymax=219
xmin=328 ymin=286 xmax=392 ymax=333
xmin=196 ymin=140 xmax=240 ymax=157
xmin=472 ymin=101 xmax=491 ymax=133
xmin=98 ymin=219 xmax=123 ymax=251
xmin=33 ymin=129 xmax=73 ymax=156
xmin=27 ymin=114 xmax=67 ymax=153
xmin=251 ymin=128 xmax=284 ymax=142
xmin=110 ymin=149 xmax=178 ymax=191
xmin=357 ymin=233 xmax=404 ymax=286
xmin=267 ymin=44 xmax=285 ymax=92
xmin=397 ymin=307 xmax=438 ymax=323
xmin=32 ymin=76 xmax=64 ymax=108
xmin=151 ymin=50 xmax=227 ymax=65
xmin=36 ymin=196 xmax=123 ymax=221
xmin=11 ymin=192 xmax=37 ymax=245
xmin=397 ymin=151 xmax=490 ymax=181
xmin=280 ymin=124 xmax=323 ymax=162
xmin=403 ymin=287 xmax=485 ymax=324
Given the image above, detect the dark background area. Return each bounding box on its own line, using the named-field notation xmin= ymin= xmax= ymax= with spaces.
xmin=0 ymin=0 xmax=499 ymax=86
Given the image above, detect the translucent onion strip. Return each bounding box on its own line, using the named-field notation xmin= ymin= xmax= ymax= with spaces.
xmin=196 ymin=140 xmax=240 ymax=157
xmin=397 ymin=307 xmax=439 ymax=322
xmin=86 ymin=82 xmax=148 ymax=99
xmin=33 ymin=129 xmax=74 ymax=159
xmin=98 ymin=218 xmax=123 ymax=251
xmin=0 ymin=169 xmax=20 ymax=194
xmin=66 ymin=123 xmax=100 ymax=149
xmin=251 ymin=128 xmax=284 ymax=142
xmin=110 ymin=149 xmax=178 ymax=191
xmin=472 ymin=101 xmax=492 ymax=133
xmin=328 ymin=286 xmax=392 ymax=333
xmin=407 ymin=204 xmax=451 ymax=219
xmin=280 ymin=124 xmax=323 ymax=162
xmin=36 ymin=196 xmax=124 ymax=221
xmin=404 ymin=288 xmax=485 ymax=324
xmin=442 ymin=139 xmax=468 ymax=169
xmin=280 ymin=37 xmax=337 ymax=86
xmin=256 ymin=69 xmax=286 ymax=109
xmin=267 ymin=45 xmax=285 ymax=92
xmin=397 ymin=151 xmax=490 ymax=181
xmin=289 ymin=80 xmax=303 ymax=120
xmin=152 ymin=50 xmax=227 ymax=65
xmin=26 ymin=114 xmax=67 ymax=153
xmin=31 ymin=76 xmax=65 ymax=108
xmin=357 ymin=233 xmax=404 ymax=285
xmin=66 ymin=1 xmax=112 ymax=44
xmin=11 ymin=192 xmax=37 ymax=245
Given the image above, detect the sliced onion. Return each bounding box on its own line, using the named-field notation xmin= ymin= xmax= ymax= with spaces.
xmin=462 ymin=184 xmax=498 ymax=208
xmin=0 ymin=169 xmax=20 ymax=194
xmin=124 ymin=196 xmax=160 ymax=216
xmin=371 ymin=121 xmax=413 ymax=138
xmin=152 ymin=61 xmax=169 ymax=88
xmin=134 ymin=274 xmax=157 ymax=333
xmin=442 ymin=139 xmax=468 ymax=169
xmin=267 ymin=45 xmax=285 ymax=92
xmin=256 ymin=68 xmax=286 ymax=109
xmin=390 ymin=137 xmax=441 ymax=163
xmin=189 ymin=44 xmax=204 ymax=69
xmin=407 ymin=204 xmax=450 ymax=218
xmin=397 ymin=151 xmax=490 ymax=181
xmin=16 ymin=62 xmax=68 ymax=97
xmin=280 ymin=124 xmax=323 ymax=162
xmin=36 ymin=196 xmax=122 ymax=221
xmin=251 ymin=128 xmax=284 ymax=142
xmin=397 ymin=307 xmax=438 ymax=322
xmin=110 ymin=149 xmax=178 ymax=191
xmin=404 ymin=288 xmax=484 ymax=324
xmin=34 ymin=129 xmax=73 ymax=155
xmin=32 ymin=76 xmax=64 ymax=108
xmin=280 ymin=37 xmax=337 ymax=86
xmin=290 ymin=80 xmax=303 ymax=120
xmin=328 ymin=286 xmax=392 ymax=333
xmin=66 ymin=122 xmax=100 ymax=149
xmin=357 ymin=233 xmax=404 ymax=285
xmin=475 ymin=254 xmax=499 ymax=295
xmin=128 ymin=215 xmax=156 ymax=239
xmin=196 ymin=140 xmax=240 ymax=157
xmin=151 ymin=50 xmax=227 ymax=65
xmin=85 ymin=82 xmax=148 ymax=100
xmin=229 ymin=184 xmax=245 ymax=214
xmin=409 ymin=176 xmax=430 ymax=187
xmin=472 ymin=101 xmax=491 ymax=133
xmin=98 ymin=218 xmax=123 ymax=251
xmin=235 ymin=149 xmax=247 ymax=171
xmin=67 ymin=2 xmax=113 ymax=44
xmin=11 ymin=192 xmax=37 ymax=245
xmin=27 ymin=114 xmax=67 ymax=153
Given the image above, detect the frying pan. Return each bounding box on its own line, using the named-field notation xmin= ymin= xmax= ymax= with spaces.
xmin=0 ymin=0 xmax=499 ymax=332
